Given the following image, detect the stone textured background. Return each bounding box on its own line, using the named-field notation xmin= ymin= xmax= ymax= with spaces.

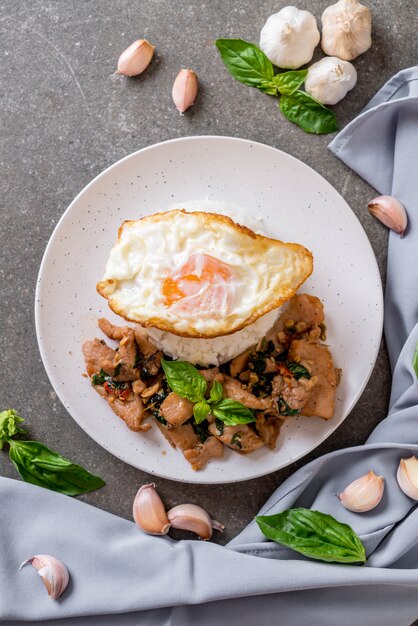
xmin=0 ymin=0 xmax=416 ymax=562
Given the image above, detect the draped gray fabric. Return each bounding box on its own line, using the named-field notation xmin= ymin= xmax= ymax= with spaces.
xmin=2 ymin=68 xmax=418 ymax=625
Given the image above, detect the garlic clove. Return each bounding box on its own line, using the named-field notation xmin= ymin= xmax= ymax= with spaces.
xmin=117 ymin=39 xmax=155 ymax=77
xmin=305 ymin=57 xmax=357 ymax=105
xmin=260 ymin=6 xmax=320 ymax=69
xmin=172 ymin=69 xmax=199 ymax=113
xmin=339 ymin=470 xmax=384 ymax=513
xmin=20 ymin=555 xmax=69 ymax=600
xmin=167 ymin=503 xmax=224 ymax=540
xmin=133 ymin=483 xmax=171 ymax=535
xmin=368 ymin=195 xmax=407 ymax=237
xmin=397 ymin=456 xmax=418 ymax=500
xmin=321 ymin=0 xmax=372 ymax=61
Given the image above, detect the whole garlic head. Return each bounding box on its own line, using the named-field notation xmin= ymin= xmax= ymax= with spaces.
xmin=305 ymin=57 xmax=357 ymax=105
xmin=260 ymin=6 xmax=320 ymax=69
xmin=321 ymin=0 xmax=372 ymax=61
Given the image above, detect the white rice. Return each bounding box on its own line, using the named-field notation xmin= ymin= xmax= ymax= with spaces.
xmin=146 ymin=203 xmax=279 ymax=366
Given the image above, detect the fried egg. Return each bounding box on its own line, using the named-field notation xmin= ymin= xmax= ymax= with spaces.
xmin=97 ymin=210 xmax=313 ymax=338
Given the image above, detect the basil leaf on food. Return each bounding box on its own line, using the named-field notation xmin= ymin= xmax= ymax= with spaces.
xmin=193 ymin=400 xmax=211 ymax=424
xmin=287 ymin=362 xmax=311 ymax=380
xmin=215 ymin=39 xmax=277 ymax=95
xmin=161 ymin=360 xmax=207 ymax=403
xmin=256 ymin=508 xmax=366 ymax=564
xmin=279 ymin=91 xmax=339 ymax=134
xmin=211 ymin=398 xmax=255 ymax=425
xmin=274 ymin=69 xmax=308 ymax=95
xmin=209 ymin=380 xmax=224 ymax=404
xmin=8 ymin=440 xmax=106 ymax=496
xmin=278 ymin=397 xmax=301 ymax=416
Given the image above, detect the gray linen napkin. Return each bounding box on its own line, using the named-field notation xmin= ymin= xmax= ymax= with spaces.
xmin=2 ymin=68 xmax=418 ymax=625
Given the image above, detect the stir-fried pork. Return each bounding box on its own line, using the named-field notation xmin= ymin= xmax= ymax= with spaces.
xmin=157 ymin=423 xmax=199 ymax=451
xmin=255 ymin=414 xmax=282 ymax=449
xmin=160 ymin=392 xmax=194 ymax=427
xmin=272 ymin=373 xmax=317 ymax=413
xmin=94 ymin=385 xmax=147 ymax=431
xmin=183 ymin=437 xmax=224 ymax=470
xmin=209 ymin=423 xmax=264 ymax=453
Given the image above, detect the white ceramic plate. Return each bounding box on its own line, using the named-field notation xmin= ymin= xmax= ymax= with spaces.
xmin=35 ymin=136 xmax=383 ymax=484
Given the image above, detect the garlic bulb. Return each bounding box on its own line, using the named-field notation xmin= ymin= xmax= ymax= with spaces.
xmin=321 ymin=0 xmax=372 ymax=61
xmin=305 ymin=57 xmax=357 ymax=105
xmin=339 ymin=470 xmax=384 ymax=512
xmin=397 ymin=456 xmax=418 ymax=500
xmin=117 ymin=39 xmax=155 ymax=77
xmin=167 ymin=504 xmax=224 ymax=540
xmin=133 ymin=483 xmax=171 ymax=535
xmin=172 ymin=69 xmax=199 ymax=113
xmin=20 ymin=555 xmax=69 ymax=600
xmin=368 ymin=195 xmax=407 ymax=237
xmin=260 ymin=6 xmax=320 ymax=69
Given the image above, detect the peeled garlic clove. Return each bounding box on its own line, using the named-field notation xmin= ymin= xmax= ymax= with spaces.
xmin=133 ymin=483 xmax=171 ymax=535
xmin=305 ymin=57 xmax=357 ymax=105
xmin=397 ymin=456 xmax=418 ymax=500
xmin=167 ymin=504 xmax=224 ymax=540
xmin=172 ymin=69 xmax=199 ymax=113
xmin=368 ymin=195 xmax=407 ymax=237
xmin=20 ymin=555 xmax=69 ymax=600
xmin=321 ymin=0 xmax=372 ymax=61
xmin=117 ymin=39 xmax=155 ymax=77
xmin=260 ymin=6 xmax=320 ymax=69
xmin=339 ymin=470 xmax=384 ymax=512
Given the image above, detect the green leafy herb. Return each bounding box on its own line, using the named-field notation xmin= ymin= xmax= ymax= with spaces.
xmin=211 ymin=398 xmax=255 ymax=425
xmin=413 ymin=340 xmax=418 ymax=378
xmin=114 ymin=363 xmax=122 ymax=377
xmin=0 ymin=409 xmax=106 ymax=496
xmin=279 ymin=91 xmax=339 ymax=134
xmin=193 ymin=400 xmax=211 ymax=424
xmin=91 ymin=369 xmax=109 ymax=385
xmin=0 ymin=410 xmax=26 ymax=449
xmin=274 ymin=69 xmax=308 ymax=95
xmin=287 ymin=362 xmax=311 ymax=380
xmin=215 ymin=418 xmax=224 ymax=435
xmin=161 ymin=360 xmax=207 ymax=403
xmin=209 ymin=380 xmax=224 ymax=404
xmin=193 ymin=420 xmax=209 ymax=443
xmin=256 ymin=508 xmax=366 ymax=564
xmin=8 ymin=439 xmax=105 ymax=496
xmin=231 ymin=432 xmax=242 ymax=449
xmin=278 ymin=397 xmax=301 ymax=416
xmin=215 ymin=39 xmax=277 ymax=95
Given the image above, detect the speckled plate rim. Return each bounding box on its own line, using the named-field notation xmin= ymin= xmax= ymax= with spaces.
xmin=35 ymin=135 xmax=384 ymax=484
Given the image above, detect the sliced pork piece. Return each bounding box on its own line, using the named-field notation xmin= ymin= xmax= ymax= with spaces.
xmin=183 ymin=437 xmax=224 ymax=470
xmin=255 ymin=414 xmax=282 ymax=449
xmin=272 ymin=373 xmax=317 ymax=414
xmin=209 ymin=423 xmax=264 ymax=453
xmin=157 ymin=422 xmax=199 ymax=451
xmin=230 ymin=350 xmax=251 ymax=378
xmin=222 ymin=376 xmax=271 ymax=410
xmin=83 ymin=339 xmax=117 ymax=377
xmin=288 ymin=339 xmax=337 ymax=420
xmin=266 ymin=294 xmax=324 ymax=347
xmin=94 ymin=385 xmax=147 ymax=431
xmin=98 ymin=318 xmax=125 ymax=341
xmin=134 ymin=326 xmax=160 ymax=358
xmin=160 ymin=392 xmax=194 ymax=427
xmin=200 ymin=367 xmax=224 ymax=387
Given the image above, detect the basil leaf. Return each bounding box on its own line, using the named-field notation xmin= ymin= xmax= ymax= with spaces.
xmin=278 ymin=397 xmax=301 ymax=416
xmin=256 ymin=508 xmax=366 ymax=564
xmin=161 ymin=360 xmax=207 ymax=403
xmin=287 ymin=362 xmax=311 ymax=380
xmin=193 ymin=400 xmax=211 ymax=424
xmin=274 ymin=70 xmax=308 ymax=95
xmin=209 ymin=380 xmax=224 ymax=404
xmin=0 ymin=410 xmax=26 ymax=449
xmin=279 ymin=91 xmax=339 ymax=135
xmin=211 ymin=398 xmax=255 ymax=425
xmin=8 ymin=440 xmax=106 ymax=496
xmin=215 ymin=39 xmax=277 ymax=95
xmin=413 ymin=340 xmax=418 ymax=378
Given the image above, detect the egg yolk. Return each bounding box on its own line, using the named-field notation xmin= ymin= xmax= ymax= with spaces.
xmin=162 ymin=254 xmax=232 ymax=308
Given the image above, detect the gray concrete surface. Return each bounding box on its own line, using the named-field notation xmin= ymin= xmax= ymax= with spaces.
xmin=0 ymin=0 xmax=416 ymax=567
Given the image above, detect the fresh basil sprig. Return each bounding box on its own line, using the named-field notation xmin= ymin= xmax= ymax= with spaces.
xmin=256 ymin=508 xmax=366 ymax=564
xmin=162 ymin=360 xmax=255 ymax=426
xmin=413 ymin=340 xmax=418 ymax=378
xmin=0 ymin=410 xmax=105 ymax=496
xmin=287 ymin=362 xmax=311 ymax=380
xmin=215 ymin=38 xmax=338 ymax=135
